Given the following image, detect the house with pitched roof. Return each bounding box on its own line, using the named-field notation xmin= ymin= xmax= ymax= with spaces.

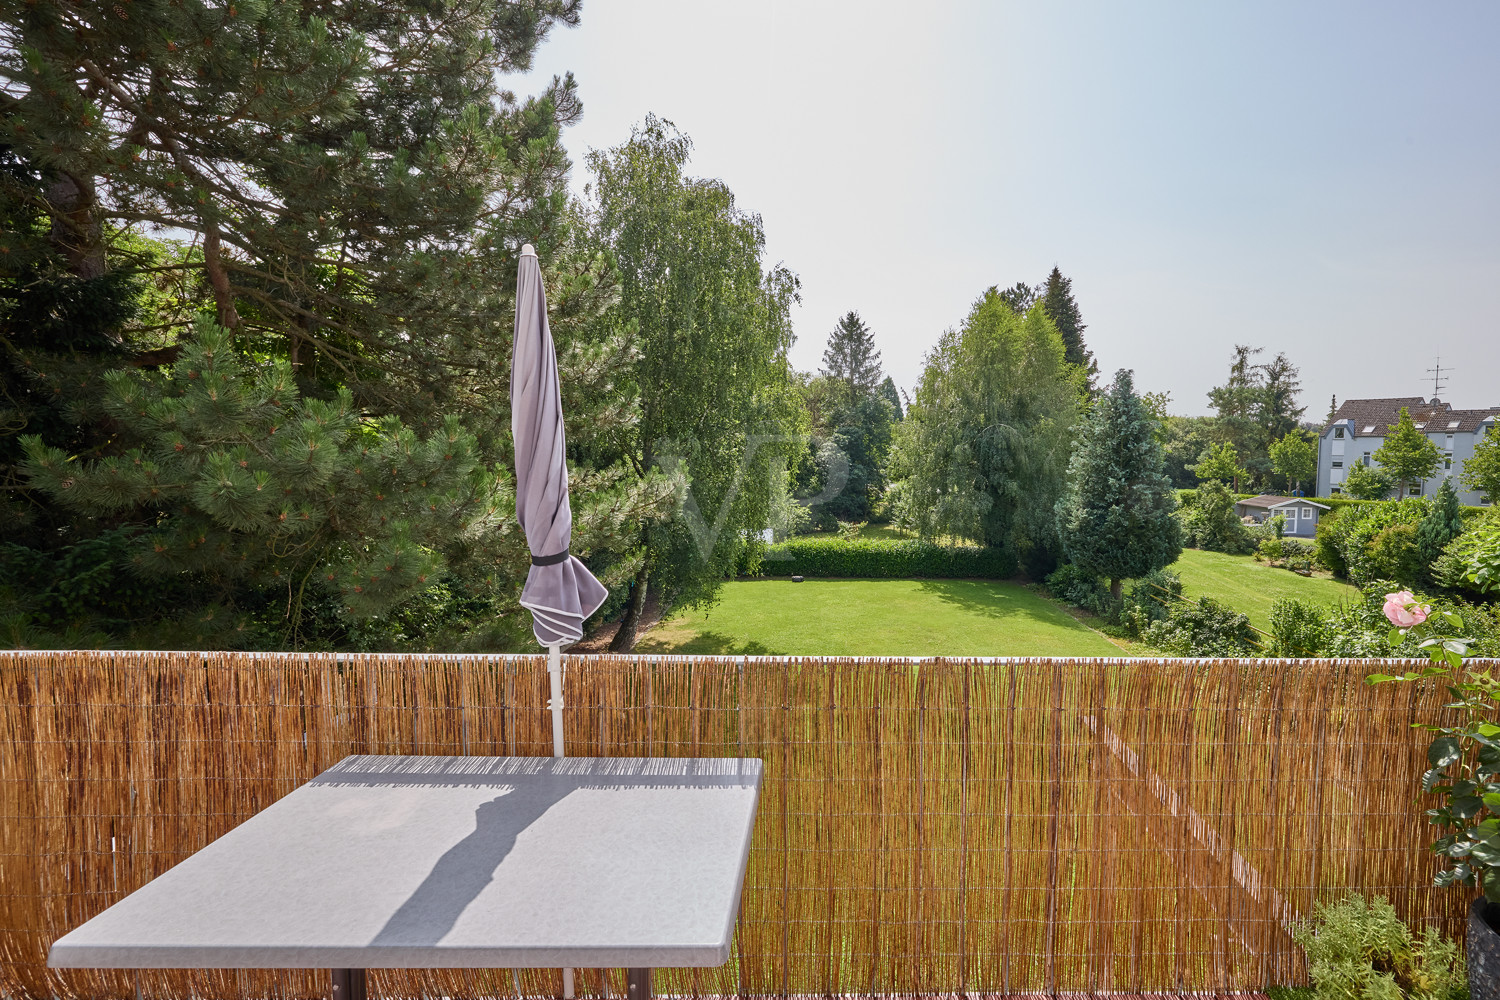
xmin=1318 ymin=397 xmax=1497 ymax=505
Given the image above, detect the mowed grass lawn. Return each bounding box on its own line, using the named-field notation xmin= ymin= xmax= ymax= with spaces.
xmin=1166 ymin=548 xmax=1359 ymax=630
xmin=636 ymin=579 xmax=1124 ymax=657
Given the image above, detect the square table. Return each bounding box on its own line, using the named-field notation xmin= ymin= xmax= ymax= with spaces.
xmin=49 ymin=755 xmax=764 ymax=1000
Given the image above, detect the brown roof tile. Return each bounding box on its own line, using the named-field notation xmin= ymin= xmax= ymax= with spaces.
xmin=1322 ymin=397 xmax=1499 ymax=437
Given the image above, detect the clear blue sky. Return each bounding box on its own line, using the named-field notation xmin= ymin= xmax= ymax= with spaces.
xmin=516 ymin=1 xmax=1500 ymax=418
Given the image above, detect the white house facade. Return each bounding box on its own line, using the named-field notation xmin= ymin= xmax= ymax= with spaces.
xmin=1318 ymin=396 xmax=1497 ymax=505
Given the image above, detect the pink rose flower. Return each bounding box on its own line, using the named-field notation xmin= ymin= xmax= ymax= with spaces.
xmin=1383 ymin=591 xmax=1429 ymax=628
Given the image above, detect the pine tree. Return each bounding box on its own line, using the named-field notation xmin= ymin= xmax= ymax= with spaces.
xmin=819 ymin=311 xmax=883 ymax=403
xmin=996 ymin=281 xmax=1037 ymax=315
xmin=19 ymin=319 xmax=505 ymax=644
xmin=1207 ymin=345 xmax=1267 ymax=484
xmin=1040 ymin=266 xmax=1097 ymax=388
xmin=1463 ymin=425 xmax=1500 ymax=504
xmin=0 ymin=0 xmax=583 ymax=408
xmin=1327 ymin=395 xmax=1338 ymax=423
xmin=1373 ymin=408 xmax=1442 ymax=499
xmin=1056 ymin=369 xmax=1182 ymax=599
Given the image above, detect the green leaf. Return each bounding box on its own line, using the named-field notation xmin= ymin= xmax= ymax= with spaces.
xmin=1430 ymin=736 xmax=1463 ymax=768
xmin=1388 ymin=627 xmax=1405 ymax=646
xmin=1483 ymin=868 xmax=1500 ymax=904
xmin=1454 ymin=795 xmax=1485 ymax=819
xmin=1485 ymin=793 xmax=1500 ymax=813
xmin=1472 ymin=842 xmax=1500 ymax=866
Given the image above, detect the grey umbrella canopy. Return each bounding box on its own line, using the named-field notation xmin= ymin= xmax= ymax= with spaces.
xmin=511 ymin=244 xmax=608 ymax=647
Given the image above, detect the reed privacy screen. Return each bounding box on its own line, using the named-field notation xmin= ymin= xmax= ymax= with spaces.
xmin=0 ymin=651 xmax=1476 ymax=999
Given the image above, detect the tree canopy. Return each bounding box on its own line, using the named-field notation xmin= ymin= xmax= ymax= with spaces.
xmin=892 ymin=291 xmax=1077 ymax=575
xmin=1055 ymin=369 xmax=1181 ymax=599
xmin=1463 ymin=425 xmax=1500 ymax=504
xmin=583 ymin=117 xmax=803 ymax=651
xmin=1373 ymin=408 xmax=1442 ymax=498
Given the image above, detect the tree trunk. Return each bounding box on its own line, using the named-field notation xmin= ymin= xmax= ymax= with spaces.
xmin=1110 ymin=578 xmax=1122 ymax=601
xmin=47 ymin=173 xmax=105 ymax=280
xmin=608 ymin=566 xmax=649 ymax=653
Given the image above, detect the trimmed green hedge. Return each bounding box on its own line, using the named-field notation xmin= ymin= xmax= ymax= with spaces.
xmin=751 ymin=537 xmax=1018 ymax=579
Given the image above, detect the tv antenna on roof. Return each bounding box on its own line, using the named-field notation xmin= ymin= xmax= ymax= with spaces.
xmin=1427 ymin=355 xmax=1449 ymax=398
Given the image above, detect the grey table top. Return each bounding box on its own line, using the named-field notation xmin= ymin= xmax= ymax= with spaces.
xmin=49 ymin=755 xmax=763 ymax=970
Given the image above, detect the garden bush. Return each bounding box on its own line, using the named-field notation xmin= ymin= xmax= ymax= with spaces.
xmin=1142 ymin=597 xmax=1259 ymax=657
xmin=1177 ymin=481 xmax=1255 ymax=554
xmin=1267 ymin=598 xmax=1329 ymax=657
xmin=1044 ymin=563 xmax=1113 ymax=618
xmin=1433 ymin=520 xmax=1500 ymax=597
xmin=1119 ymin=569 xmax=1182 ymax=637
xmin=753 ymin=537 xmax=1018 ymax=579
xmin=1290 ymin=893 xmax=1464 ymax=1000
xmin=1315 ymin=498 xmax=1429 ymax=584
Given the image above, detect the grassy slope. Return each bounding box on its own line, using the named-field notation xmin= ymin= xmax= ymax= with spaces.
xmin=1165 ymin=548 xmax=1360 ymax=630
xmin=636 ymin=578 xmax=1124 ymax=657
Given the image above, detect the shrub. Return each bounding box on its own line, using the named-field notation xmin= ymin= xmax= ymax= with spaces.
xmin=1044 ymin=563 xmax=1112 ymax=617
xmin=1178 ymin=481 xmax=1254 ymax=554
xmin=1267 ymin=598 xmax=1329 ymax=657
xmin=1290 ymin=894 xmax=1464 ymax=1000
xmin=1142 ymin=597 xmax=1259 ymax=657
xmin=1433 ymin=522 xmax=1500 ymax=597
xmin=1119 ymin=569 xmax=1182 ymax=637
xmin=753 ymin=537 xmax=1018 ymax=579
xmin=1364 ymin=522 xmax=1424 ymax=585
xmin=1315 ymin=498 xmax=1429 ymax=584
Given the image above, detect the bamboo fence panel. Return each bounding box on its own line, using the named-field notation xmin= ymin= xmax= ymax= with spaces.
xmin=0 ymin=651 xmax=1487 ymax=1000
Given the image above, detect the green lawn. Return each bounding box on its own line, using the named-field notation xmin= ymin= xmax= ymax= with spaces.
xmin=1165 ymin=548 xmax=1360 ymax=630
xmin=636 ymin=578 xmax=1124 ymax=657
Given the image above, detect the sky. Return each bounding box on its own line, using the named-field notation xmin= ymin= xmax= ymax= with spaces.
xmin=514 ymin=1 xmax=1500 ymax=418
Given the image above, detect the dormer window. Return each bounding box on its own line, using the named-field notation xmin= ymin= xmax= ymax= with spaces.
xmin=1334 ymin=427 xmax=1345 ymax=439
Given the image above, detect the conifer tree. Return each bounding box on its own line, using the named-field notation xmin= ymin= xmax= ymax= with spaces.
xmin=1415 ymin=478 xmax=1464 ymax=580
xmin=19 ymin=319 xmax=506 ymax=644
xmin=1373 ymin=408 xmax=1442 ymax=498
xmin=878 ymin=376 xmax=904 ymax=421
xmin=1056 ymin=369 xmax=1181 ymax=599
xmin=820 ymin=311 xmax=883 ymax=404
xmin=1040 ymin=266 xmax=1097 ymax=388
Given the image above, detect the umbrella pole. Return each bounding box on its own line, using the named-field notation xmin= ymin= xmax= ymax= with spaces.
xmin=548 ymin=642 xmax=575 ymax=998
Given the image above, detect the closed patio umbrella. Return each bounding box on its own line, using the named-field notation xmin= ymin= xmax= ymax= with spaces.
xmin=512 ymin=242 xmax=607 ymax=734
xmin=512 ymin=242 xmax=602 ymax=998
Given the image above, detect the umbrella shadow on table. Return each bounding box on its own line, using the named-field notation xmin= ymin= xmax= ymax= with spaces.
xmin=369 ymin=782 xmax=568 ymax=948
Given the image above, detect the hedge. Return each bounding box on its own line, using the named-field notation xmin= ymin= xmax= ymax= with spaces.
xmin=751 ymin=537 xmax=1018 ymax=579
xmin=1176 ymin=488 xmax=1489 ymax=524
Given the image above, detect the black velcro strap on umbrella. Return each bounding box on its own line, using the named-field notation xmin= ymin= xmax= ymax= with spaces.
xmin=530 ymin=549 xmax=570 ymax=567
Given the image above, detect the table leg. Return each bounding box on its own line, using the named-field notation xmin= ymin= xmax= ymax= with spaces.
xmin=625 ymin=968 xmax=651 ymax=1000
xmin=332 ymin=968 xmax=367 ymax=1000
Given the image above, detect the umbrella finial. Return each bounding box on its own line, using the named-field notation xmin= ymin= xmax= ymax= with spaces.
xmin=521 ymin=243 xmax=536 ymax=258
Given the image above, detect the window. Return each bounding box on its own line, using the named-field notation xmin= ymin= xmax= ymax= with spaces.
xmin=1362 ymin=425 xmax=1377 ymax=434
xmin=1415 ymin=422 xmax=1427 ymax=430
xmin=1301 ymin=507 xmax=1313 ymax=520
xmin=1446 ymin=457 xmax=1453 ymax=470
xmin=1446 ymin=434 xmax=1455 ymax=448
xmin=1332 ymin=460 xmax=1343 ymax=468
xmin=1334 ymin=427 xmax=1345 ymax=439
xmin=1448 ymin=421 xmax=1461 ymax=430
xmin=1362 ymin=452 xmax=1371 ymax=466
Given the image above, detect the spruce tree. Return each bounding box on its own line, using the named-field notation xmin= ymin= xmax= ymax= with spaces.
xmin=1040 ymin=266 xmax=1097 ymax=388
xmin=1415 ymin=478 xmax=1464 ymax=581
xmin=878 ymin=376 xmax=904 ymax=421
xmin=819 ymin=311 xmax=883 ymax=403
xmin=1056 ymin=369 xmax=1181 ymax=599
xmin=1373 ymin=408 xmax=1442 ymax=498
